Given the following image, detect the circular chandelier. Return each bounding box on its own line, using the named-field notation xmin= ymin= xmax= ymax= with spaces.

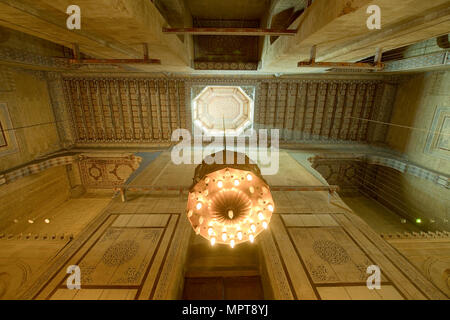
xmin=186 ymin=151 xmax=274 ymax=248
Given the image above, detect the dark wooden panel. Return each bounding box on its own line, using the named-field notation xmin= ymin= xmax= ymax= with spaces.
xmin=183 ymin=276 xmax=264 ymax=300
xmin=183 ymin=277 xmax=224 ymax=300
xmin=223 ymin=276 xmax=264 ymax=300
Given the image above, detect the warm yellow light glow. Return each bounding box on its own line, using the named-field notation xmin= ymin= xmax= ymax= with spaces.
xmin=187 ymin=165 xmax=274 ymax=246
xmin=28 ymin=220 xmax=34 ymax=224
xmin=44 ymin=219 xmax=50 ymax=224
xmin=230 ymin=239 xmax=235 ymax=248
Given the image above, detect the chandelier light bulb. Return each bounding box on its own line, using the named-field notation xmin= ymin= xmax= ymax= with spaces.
xmin=186 ymin=153 xmax=274 ymax=246
xmin=28 ymin=219 xmax=34 ymax=224
xmin=44 ymin=218 xmax=50 ymax=224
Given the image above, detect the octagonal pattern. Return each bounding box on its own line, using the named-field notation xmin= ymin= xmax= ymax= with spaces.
xmin=192 ymin=86 xmax=254 ymax=136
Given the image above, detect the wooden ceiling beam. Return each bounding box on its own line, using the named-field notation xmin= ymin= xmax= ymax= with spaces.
xmin=162 ymin=27 xmax=297 ymax=36
xmin=298 ymin=46 xmax=384 ymax=71
xmin=69 ymin=43 xmax=161 ymax=65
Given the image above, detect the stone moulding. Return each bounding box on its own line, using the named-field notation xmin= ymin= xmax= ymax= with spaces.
xmin=310 ymin=153 xmax=450 ymax=189
xmin=0 ymin=155 xmax=77 ymax=186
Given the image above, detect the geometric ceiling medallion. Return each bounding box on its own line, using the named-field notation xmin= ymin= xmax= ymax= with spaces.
xmin=192 ymin=86 xmax=254 ymax=136
xmin=186 ymin=151 xmax=274 ymax=248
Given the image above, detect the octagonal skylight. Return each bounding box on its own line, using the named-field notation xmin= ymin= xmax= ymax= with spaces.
xmin=192 ymin=86 xmax=254 ymax=136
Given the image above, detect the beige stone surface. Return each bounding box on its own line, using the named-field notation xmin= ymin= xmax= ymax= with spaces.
xmin=0 ymin=0 xmax=191 ymax=72
xmin=0 ymin=239 xmax=69 ymax=299
xmin=0 ymin=67 xmax=60 ymax=171
xmin=342 ymin=196 xmax=420 ymax=234
xmin=0 ymin=150 xmax=446 ymax=300
xmin=385 ymin=70 xmax=450 ymax=228
xmin=262 ymin=0 xmax=450 ymax=72
xmin=0 ymin=166 xmax=71 ymax=231
xmin=388 ymin=239 xmax=450 ymax=298
xmin=387 ymin=71 xmax=450 ymax=174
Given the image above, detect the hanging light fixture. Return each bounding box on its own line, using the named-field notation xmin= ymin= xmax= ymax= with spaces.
xmin=186 ymin=151 xmax=274 ymax=248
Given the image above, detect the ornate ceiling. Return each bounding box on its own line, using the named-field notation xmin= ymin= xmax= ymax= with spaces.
xmin=192 ymin=86 xmax=253 ymax=136
xmin=59 ymin=75 xmax=397 ymax=146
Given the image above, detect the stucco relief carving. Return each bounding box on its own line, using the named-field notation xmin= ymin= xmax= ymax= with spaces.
xmin=78 ymin=154 xmax=142 ymax=188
